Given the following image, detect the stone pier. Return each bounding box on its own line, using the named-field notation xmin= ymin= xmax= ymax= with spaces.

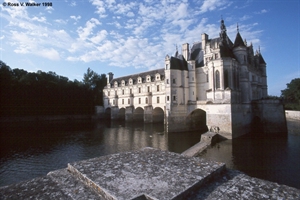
xmin=1 ymin=148 xmax=299 ymax=199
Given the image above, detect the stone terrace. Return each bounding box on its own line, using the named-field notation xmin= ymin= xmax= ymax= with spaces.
xmin=0 ymin=147 xmax=299 ymax=199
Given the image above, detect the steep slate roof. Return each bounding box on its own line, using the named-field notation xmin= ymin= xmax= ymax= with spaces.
xmin=257 ymin=53 xmax=266 ymax=64
xmin=110 ymin=68 xmax=165 ymax=86
xmin=233 ymin=32 xmax=246 ymax=48
xmin=170 ymin=56 xmax=188 ymax=71
xmin=191 ymin=42 xmax=204 ymax=68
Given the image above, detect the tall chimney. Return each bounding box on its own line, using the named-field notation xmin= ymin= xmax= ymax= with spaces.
xmin=182 ymin=43 xmax=189 ymax=61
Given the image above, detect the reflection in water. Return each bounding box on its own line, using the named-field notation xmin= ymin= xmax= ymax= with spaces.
xmin=1 ymin=119 xmax=299 ymax=190
xmin=0 ymin=120 xmax=202 ymax=187
xmin=199 ymin=132 xmax=300 ymax=189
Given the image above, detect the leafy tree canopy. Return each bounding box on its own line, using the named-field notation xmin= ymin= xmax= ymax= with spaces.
xmin=281 ymin=78 xmax=300 ymax=110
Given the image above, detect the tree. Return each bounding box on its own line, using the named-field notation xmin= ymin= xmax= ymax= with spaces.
xmin=83 ymin=68 xmax=107 ymax=105
xmin=281 ymin=78 xmax=300 ymax=110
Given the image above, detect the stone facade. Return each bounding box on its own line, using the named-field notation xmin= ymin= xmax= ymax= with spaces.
xmin=103 ymin=20 xmax=286 ymax=139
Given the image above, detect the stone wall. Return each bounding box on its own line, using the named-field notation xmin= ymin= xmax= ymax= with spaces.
xmin=285 ymin=110 xmax=300 ymax=121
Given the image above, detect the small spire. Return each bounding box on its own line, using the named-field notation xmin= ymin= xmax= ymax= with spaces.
xmin=258 ymin=46 xmax=261 ymax=54
xmin=237 ymin=23 xmax=239 ymax=33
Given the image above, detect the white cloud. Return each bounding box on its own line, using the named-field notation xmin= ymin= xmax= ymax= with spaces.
xmin=70 ymin=15 xmax=81 ymax=21
xmin=240 ymin=15 xmax=252 ymax=21
xmin=77 ymin=18 xmax=101 ymax=40
xmin=199 ymin=0 xmax=229 ymax=13
xmin=32 ymin=16 xmax=47 ymax=23
xmin=90 ymin=0 xmax=107 ymax=18
xmin=127 ymin=12 xmax=135 ymax=17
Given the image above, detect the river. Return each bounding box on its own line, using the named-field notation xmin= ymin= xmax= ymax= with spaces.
xmin=0 ymin=119 xmax=299 ymax=189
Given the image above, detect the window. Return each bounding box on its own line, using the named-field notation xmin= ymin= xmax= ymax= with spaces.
xmin=139 ymin=98 xmax=141 ymax=104
xmin=167 ymin=96 xmax=169 ymax=101
xmin=115 ymin=91 xmax=117 ymax=95
xmin=215 ymin=53 xmax=218 ymax=59
xmin=108 ymin=91 xmax=110 ymax=96
xmin=146 ymin=98 xmax=148 ymax=104
xmin=173 ymin=79 xmax=176 ymax=84
xmin=130 ymin=89 xmax=132 ymax=94
xmin=157 ymin=97 xmax=160 ymax=103
xmin=157 ymin=85 xmax=159 ymax=91
xmin=166 ymin=79 xmax=169 ymax=84
xmin=216 ymin=70 xmax=220 ymax=89
xmin=139 ymin=88 xmax=141 ymax=93
xmin=128 ymin=99 xmax=130 ymax=104
xmin=113 ymin=100 xmax=115 ymax=105
xmin=147 ymin=86 xmax=150 ymax=92
xmin=224 ymin=70 xmax=229 ymax=88
xmin=173 ymin=96 xmax=176 ymax=101
xmin=206 ymin=74 xmax=209 ymax=82
xmin=122 ymin=90 xmax=124 ymax=95
xmin=122 ymin=99 xmax=124 ymax=104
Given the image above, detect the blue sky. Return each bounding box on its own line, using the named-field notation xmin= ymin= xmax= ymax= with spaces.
xmin=0 ymin=0 xmax=299 ymax=96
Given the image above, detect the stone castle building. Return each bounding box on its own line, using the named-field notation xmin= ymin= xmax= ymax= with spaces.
xmin=103 ymin=20 xmax=286 ymax=139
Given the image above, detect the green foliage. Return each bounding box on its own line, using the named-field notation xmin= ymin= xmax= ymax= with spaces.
xmin=83 ymin=68 xmax=107 ymax=106
xmin=0 ymin=60 xmax=107 ymax=117
xmin=281 ymin=78 xmax=300 ymax=110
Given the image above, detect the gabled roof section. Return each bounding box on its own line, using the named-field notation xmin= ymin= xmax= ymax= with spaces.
xmin=110 ymin=68 xmax=165 ymax=85
xmin=233 ymin=32 xmax=246 ymax=48
xmin=190 ymin=42 xmax=204 ymax=68
xmin=170 ymin=56 xmax=188 ymax=71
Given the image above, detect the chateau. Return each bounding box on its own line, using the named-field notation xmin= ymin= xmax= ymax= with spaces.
xmin=103 ymin=20 xmax=286 ymax=139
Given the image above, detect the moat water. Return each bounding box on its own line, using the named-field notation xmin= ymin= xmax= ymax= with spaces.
xmin=0 ymin=120 xmax=299 ymax=189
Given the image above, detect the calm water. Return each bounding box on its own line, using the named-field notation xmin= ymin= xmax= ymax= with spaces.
xmin=0 ymin=120 xmax=299 ymax=189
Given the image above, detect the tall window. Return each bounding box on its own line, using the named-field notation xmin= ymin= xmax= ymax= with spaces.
xmin=216 ymin=70 xmax=220 ymax=89
xmin=206 ymin=74 xmax=209 ymax=82
xmin=139 ymin=88 xmax=141 ymax=93
xmin=173 ymin=79 xmax=176 ymax=84
xmin=122 ymin=90 xmax=124 ymax=95
xmin=115 ymin=91 xmax=117 ymax=95
xmin=139 ymin=98 xmax=141 ymax=104
xmin=130 ymin=89 xmax=132 ymax=94
xmin=157 ymin=85 xmax=159 ymax=91
xmin=157 ymin=97 xmax=160 ymax=103
xmin=224 ymin=70 xmax=229 ymax=88
xmin=128 ymin=99 xmax=130 ymax=104
xmin=173 ymin=96 xmax=176 ymax=101
xmin=167 ymin=96 xmax=169 ymax=101
xmin=146 ymin=98 xmax=148 ymax=104
xmin=166 ymin=79 xmax=169 ymax=84
xmin=108 ymin=91 xmax=110 ymax=96
xmin=147 ymin=86 xmax=150 ymax=92
xmin=122 ymin=99 xmax=124 ymax=104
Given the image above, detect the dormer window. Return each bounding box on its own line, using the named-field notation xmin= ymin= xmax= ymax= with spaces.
xmin=121 ymin=80 xmax=125 ymax=86
xmin=114 ymin=81 xmax=118 ymax=87
xmin=155 ymin=73 xmax=160 ymax=81
xmin=138 ymin=76 xmax=142 ymax=83
xmin=146 ymin=75 xmax=151 ymax=82
xmin=129 ymin=78 xmax=133 ymax=85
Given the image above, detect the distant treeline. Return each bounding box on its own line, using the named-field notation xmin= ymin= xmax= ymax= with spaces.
xmin=0 ymin=60 xmax=107 ymax=117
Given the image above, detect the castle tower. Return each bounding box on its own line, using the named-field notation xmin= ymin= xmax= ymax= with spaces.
xmin=233 ymin=28 xmax=250 ymax=103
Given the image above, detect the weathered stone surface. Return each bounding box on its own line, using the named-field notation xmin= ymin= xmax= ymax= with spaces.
xmin=0 ymin=176 xmax=72 ymax=200
xmin=67 ymin=147 xmax=225 ymax=200
xmin=48 ymin=168 xmax=105 ymax=199
xmin=188 ymin=169 xmax=300 ymax=200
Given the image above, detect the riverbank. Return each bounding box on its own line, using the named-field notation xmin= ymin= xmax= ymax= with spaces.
xmin=0 ymin=115 xmax=93 ymax=123
xmin=1 ymin=148 xmax=299 ymax=199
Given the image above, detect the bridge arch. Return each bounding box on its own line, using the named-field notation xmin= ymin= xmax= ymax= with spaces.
xmin=118 ymin=108 xmax=125 ymax=120
xmin=133 ymin=107 xmax=144 ymax=121
xmin=153 ymin=107 xmax=164 ymax=122
xmin=105 ymin=107 xmax=111 ymax=119
xmin=187 ymin=109 xmax=208 ymax=131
